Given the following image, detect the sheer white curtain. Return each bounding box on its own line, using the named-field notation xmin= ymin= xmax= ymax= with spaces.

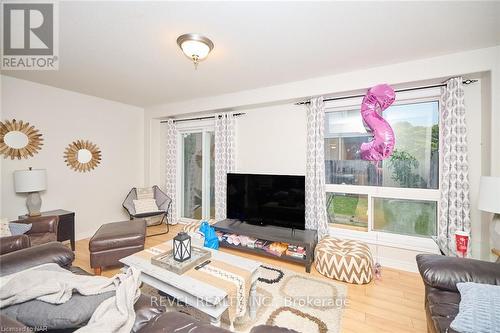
xmin=305 ymin=97 xmax=329 ymax=239
xmin=165 ymin=119 xmax=178 ymax=225
xmin=214 ymin=112 xmax=236 ymax=221
xmin=438 ymin=77 xmax=471 ymax=256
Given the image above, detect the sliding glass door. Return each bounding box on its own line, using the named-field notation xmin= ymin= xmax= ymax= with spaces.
xmin=179 ymin=124 xmax=215 ymax=221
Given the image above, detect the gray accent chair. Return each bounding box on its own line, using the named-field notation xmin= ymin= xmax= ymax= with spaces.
xmin=123 ymin=185 xmax=172 ymax=236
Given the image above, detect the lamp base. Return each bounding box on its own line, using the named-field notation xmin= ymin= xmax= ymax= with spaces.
xmin=26 ymin=192 xmax=42 ymax=217
xmin=491 ymin=213 xmax=500 ymax=251
xmin=492 ymin=248 xmax=500 ymax=263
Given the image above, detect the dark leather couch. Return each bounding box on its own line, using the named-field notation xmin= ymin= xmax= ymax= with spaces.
xmin=0 ymin=242 xmax=297 ymax=333
xmin=416 ymin=254 xmax=500 ymax=333
xmin=0 ymin=216 xmax=59 ymax=255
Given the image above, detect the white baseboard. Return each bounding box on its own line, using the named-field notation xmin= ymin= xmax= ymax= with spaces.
xmin=376 ymin=256 xmax=419 ymax=273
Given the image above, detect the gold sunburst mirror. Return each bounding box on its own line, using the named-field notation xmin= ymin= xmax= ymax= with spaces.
xmin=0 ymin=119 xmax=44 ymax=159
xmin=64 ymin=140 xmax=102 ymax=172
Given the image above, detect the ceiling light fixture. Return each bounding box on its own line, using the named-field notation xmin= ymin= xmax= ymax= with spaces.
xmin=176 ymin=33 xmax=214 ymax=69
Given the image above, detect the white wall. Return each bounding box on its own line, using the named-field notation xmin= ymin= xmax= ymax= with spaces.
xmin=145 ymin=46 xmax=500 ymax=271
xmin=1 ymin=76 xmax=145 ymax=239
xmin=235 ymin=104 xmax=306 ymax=175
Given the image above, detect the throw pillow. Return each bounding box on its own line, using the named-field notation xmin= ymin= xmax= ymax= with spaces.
xmin=0 ymin=218 xmax=12 ymax=237
xmin=450 ymin=282 xmax=500 ymax=333
xmin=136 ymin=187 xmax=154 ymax=200
xmin=0 ymin=291 xmax=115 ymax=329
xmin=133 ymin=198 xmax=159 ymax=214
xmin=8 ymin=223 xmax=32 ymax=236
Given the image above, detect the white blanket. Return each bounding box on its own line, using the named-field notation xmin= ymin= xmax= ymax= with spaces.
xmin=0 ymin=263 xmax=141 ymax=333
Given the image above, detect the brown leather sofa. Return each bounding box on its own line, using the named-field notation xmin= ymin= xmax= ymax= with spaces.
xmin=0 ymin=242 xmax=297 ymax=333
xmin=0 ymin=216 xmax=59 ymax=255
xmin=416 ymin=254 xmax=500 ymax=333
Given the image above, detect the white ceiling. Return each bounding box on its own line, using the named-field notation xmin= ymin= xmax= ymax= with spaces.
xmin=3 ymin=1 xmax=500 ymax=107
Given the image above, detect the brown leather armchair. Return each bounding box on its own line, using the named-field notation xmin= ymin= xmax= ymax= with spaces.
xmin=0 ymin=216 xmax=59 ymax=255
xmin=416 ymin=254 xmax=500 ymax=333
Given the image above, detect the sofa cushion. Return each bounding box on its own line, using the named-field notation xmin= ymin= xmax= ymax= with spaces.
xmin=133 ymin=199 xmax=159 ymax=214
xmin=8 ymin=222 xmax=32 ymax=235
xmin=1 ymin=291 xmax=115 ymax=329
xmin=450 ymin=282 xmax=500 ymax=333
xmin=136 ymin=187 xmax=154 ymax=200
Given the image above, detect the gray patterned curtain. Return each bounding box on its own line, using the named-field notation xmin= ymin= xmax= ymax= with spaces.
xmin=305 ymin=97 xmax=329 ymax=239
xmin=165 ymin=119 xmax=178 ymax=225
xmin=215 ymin=112 xmax=236 ymax=221
xmin=437 ymin=77 xmax=471 ymax=256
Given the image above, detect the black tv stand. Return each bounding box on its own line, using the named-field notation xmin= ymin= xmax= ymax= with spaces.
xmin=213 ymin=219 xmax=318 ymax=273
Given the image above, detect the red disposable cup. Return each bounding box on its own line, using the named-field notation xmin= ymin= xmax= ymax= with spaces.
xmin=455 ymin=231 xmax=469 ymax=257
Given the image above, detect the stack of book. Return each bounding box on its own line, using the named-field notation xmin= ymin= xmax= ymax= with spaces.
xmin=216 ymin=232 xmax=304 ymax=260
xmin=265 ymin=242 xmax=288 ymax=256
xmin=286 ymin=244 xmax=306 ymax=259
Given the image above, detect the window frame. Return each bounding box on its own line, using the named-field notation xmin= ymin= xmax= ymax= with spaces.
xmin=175 ymin=119 xmax=215 ymax=223
xmin=324 ymin=87 xmax=441 ymax=252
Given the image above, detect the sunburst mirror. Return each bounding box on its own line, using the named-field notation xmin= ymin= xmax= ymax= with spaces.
xmin=64 ymin=140 xmax=102 ymax=172
xmin=0 ymin=119 xmax=44 ymax=159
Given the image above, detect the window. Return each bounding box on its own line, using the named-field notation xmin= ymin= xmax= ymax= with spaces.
xmin=178 ymin=121 xmax=215 ymax=221
xmin=373 ymin=198 xmax=437 ymax=237
xmin=182 ymin=132 xmax=203 ymax=219
xmin=324 ymin=89 xmax=440 ymax=240
xmin=325 ymin=101 xmax=439 ymax=189
xmin=327 ymin=192 xmax=368 ymax=231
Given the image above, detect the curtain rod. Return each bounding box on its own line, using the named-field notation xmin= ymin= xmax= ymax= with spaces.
xmin=294 ymin=79 xmax=478 ymax=105
xmin=160 ymin=112 xmax=246 ymax=123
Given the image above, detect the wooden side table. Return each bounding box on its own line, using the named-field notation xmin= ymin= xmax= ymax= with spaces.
xmin=19 ymin=209 xmax=75 ymax=251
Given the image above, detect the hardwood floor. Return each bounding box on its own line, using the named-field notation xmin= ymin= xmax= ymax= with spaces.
xmin=74 ymin=224 xmax=427 ymax=333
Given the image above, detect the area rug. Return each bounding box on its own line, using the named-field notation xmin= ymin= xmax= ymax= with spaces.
xmin=141 ymin=264 xmax=347 ymax=333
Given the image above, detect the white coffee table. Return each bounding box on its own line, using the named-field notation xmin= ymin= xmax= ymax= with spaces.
xmin=120 ymin=243 xmax=261 ymax=330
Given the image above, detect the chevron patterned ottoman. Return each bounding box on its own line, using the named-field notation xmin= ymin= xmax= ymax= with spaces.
xmin=314 ymin=236 xmax=374 ymax=284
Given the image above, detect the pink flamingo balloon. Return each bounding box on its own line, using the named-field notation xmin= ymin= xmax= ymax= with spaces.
xmin=360 ymin=84 xmax=396 ymax=161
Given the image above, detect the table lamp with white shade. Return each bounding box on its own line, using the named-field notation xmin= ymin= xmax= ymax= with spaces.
xmin=14 ymin=168 xmax=47 ymax=217
xmin=478 ymin=176 xmax=500 ymax=254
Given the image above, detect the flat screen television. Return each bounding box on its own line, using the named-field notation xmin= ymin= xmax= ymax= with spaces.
xmin=226 ymin=173 xmax=305 ymax=230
